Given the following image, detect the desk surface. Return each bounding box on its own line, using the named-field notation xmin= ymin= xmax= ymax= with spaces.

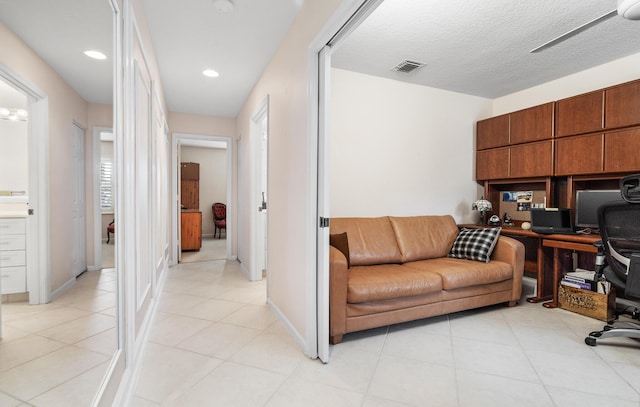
xmin=460 ymin=224 xmax=601 ymax=245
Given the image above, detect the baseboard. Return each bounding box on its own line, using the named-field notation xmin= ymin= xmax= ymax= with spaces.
xmin=240 ymin=261 xmax=250 ymax=280
xmin=267 ymin=298 xmax=308 ymax=357
xmin=118 ymin=263 xmax=169 ymax=406
xmin=87 ymin=265 xmax=101 ymax=272
xmin=50 ymin=276 xmax=76 ymax=301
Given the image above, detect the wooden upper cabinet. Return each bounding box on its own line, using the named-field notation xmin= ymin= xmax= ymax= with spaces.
xmin=604 ymin=128 xmax=640 ymax=173
xmin=556 ymin=90 xmax=604 ymax=137
xmin=181 ymin=162 xmax=200 ymax=180
xmin=510 ymin=102 xmax=554 ymax=144
xmin=509 ymin=140 xmax=553 ymax=178
xmin=476 ymin=148 xmax=509 ymax=180
xmin=605 ymin=80 xmax=640 ymax=129
xmin=555 ymin=134 xmax=604 ymax=176
xmin=476 ymin=114 xmax=509 ymax=150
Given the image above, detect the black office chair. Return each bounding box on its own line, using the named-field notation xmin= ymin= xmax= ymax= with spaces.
xmin=585 ymin=174 xmax=640 ymax=346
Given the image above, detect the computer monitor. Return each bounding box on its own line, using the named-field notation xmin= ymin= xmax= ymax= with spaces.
xmin=575 ymin=190 xmax=622 ymax=229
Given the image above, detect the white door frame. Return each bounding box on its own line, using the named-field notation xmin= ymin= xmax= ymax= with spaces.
xmin=0 ymin=63 xmax=50 ymax=305
xmin=308 ymin=0 xmax=383 ymax=361
xmin=249 ymin=96 xmax=269 ymax=282
xmin=72 ymin=122 xmax=87 ymax=277
xmin=170 ymin=132 xmax=233 ymax=265
xmin=91 ymin=127 xmax=114 ymax=271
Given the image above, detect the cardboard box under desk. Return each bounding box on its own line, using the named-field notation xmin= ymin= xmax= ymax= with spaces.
xmin=558 ymin=285 xmax=615 ymax=322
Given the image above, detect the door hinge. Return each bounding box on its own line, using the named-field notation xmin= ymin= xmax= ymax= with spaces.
xmin=319 ymin=217 xmax=330 ymax=228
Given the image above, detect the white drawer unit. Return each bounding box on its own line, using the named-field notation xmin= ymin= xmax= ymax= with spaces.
xmin=0 ymin=234 xmax=26 ymax=251
xmin=0 ymin=217 xmax=27 ymax=294
xmin=0 ymin=218 xmax=26 ymax=235
xmin=0 ymin=250 xmax=26 ymax=267
xmin=1 ymin=266 xmax=26 ymax=293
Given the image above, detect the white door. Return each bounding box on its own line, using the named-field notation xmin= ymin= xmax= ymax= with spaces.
xmin=257 ymin=116 xmax=268 ymax=276
xmin=177 ymin=142 xmax=182 ymax=263
xmin=250 ymin=97 xmax=269 ymax=282
xmin=72 ymin=123 xmax=86 ymax=277
xmin=316 ymin=45 xmax=331 ymax=363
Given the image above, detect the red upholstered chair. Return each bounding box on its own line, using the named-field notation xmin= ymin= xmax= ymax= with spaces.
xmin=212 ymin=203 xmax=226 ymax=238
xmin=106 ymin=219 xmax=115 ymax=244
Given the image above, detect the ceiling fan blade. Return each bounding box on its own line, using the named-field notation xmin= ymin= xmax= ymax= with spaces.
xmin=530 ymin=9 xmax=618 ymax=53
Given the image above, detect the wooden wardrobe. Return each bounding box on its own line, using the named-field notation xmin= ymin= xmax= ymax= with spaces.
xmin=180 ymin=162 xmax=201 ymax=251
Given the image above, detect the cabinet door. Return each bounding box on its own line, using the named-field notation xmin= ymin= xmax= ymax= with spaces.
xmin=180 ymin=162 xmax=200 ymax=180
xmin=476 ymin=147 xmax=509 ymax=180
xmin=604 ymin=128 xmax=640 ymax=173
xmin=605 ymin=80 xmax=640 ymax=129
xmin=180 ymin=180 xmax=199 ymax=209
xmin=510 ymin=102 xmax=554 ymax=144
xmin=555 ymin=134 xmax=604 ymax=176
xmin=509 ymin=140 xmax=553 ymax=178
xmin=477 ymin=114 xmax=509 ymax=150
xmin=180 ymin=211 xmax=202 ymax=250
xmin=556 ymin=90 xmax=603 ymax=137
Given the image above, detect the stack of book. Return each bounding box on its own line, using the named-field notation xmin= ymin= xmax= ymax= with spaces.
xmin=561 ymin=269 xmax=611 ymax=294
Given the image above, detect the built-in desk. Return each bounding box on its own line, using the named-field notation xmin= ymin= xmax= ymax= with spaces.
xmin=460 ymin=225 xmax=601 ymax=307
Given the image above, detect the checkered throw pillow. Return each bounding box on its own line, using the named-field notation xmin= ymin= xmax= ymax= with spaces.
xmin=448 ymin=227 xmax=501 ymax=263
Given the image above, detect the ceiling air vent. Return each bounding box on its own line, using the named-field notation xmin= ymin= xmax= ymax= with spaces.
xmin=391 ymin=60 xmax=425 ymax=73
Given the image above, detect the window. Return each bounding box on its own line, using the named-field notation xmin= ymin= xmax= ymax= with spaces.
xmin=100 ymin=133 xmax=115 ymax=212
xmin=100 ymin=158 xmax=113 ymax=210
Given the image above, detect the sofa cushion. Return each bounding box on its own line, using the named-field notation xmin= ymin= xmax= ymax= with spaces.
xmin=403 ymin=257 xmax=513 ymax=290
xmin=330 ymin=217 xmax=402 ymax=266
xmin=330 ymin=233 xmax=350 ymax=267
xmin=448 ymin=227 xmax=501 ymax=263
xmin=347 ymin=264 xmax=443 ymax=303
xmin=389 ymin=215 xmax=459 ymax=262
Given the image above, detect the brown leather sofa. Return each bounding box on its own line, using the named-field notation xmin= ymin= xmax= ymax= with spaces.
xmin=329 ymin=215 xmax=524 ymax=344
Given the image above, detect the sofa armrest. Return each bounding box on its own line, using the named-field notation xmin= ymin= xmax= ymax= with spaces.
xmin=491 ymin=235 xmax=525 ymax=302
xmin=330 ymin=245 xmax=348 ymax=344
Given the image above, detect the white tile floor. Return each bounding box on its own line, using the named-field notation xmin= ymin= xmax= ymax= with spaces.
xmin=2 ymin=260 xmax=638 ymax=406
xmin=0 ymin=268 xmax=116 ymax=406
xmin=130 ymin=260 xmax=640 ymax=407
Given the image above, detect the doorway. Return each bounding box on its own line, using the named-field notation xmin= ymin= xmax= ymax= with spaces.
xmin=249 ymin=97 xmax=269 ymax=282
xmin=312 ymin=0 xmax=383 ymax=362
xmin=71 ymin=123 xmax=86 ymax=277
xmin=170 ymin=133 xmax=233 ymax=266
xmin=0 ymin=65 xmax=49 ymax=305
xmin=92 ymin=127 xmax=115 ymax=271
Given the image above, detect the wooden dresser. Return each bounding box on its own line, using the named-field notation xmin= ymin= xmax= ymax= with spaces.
xmin=180 ymin=162 xmax=201 ymax=251
xmin=181 ymin=210 xmax=202 ymax=251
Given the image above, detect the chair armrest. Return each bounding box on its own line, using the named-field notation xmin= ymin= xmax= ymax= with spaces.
xmin=330 ymin=245 xmax=348 ymax=343
xmin=491 ymin=235 xmax=525 ymax=301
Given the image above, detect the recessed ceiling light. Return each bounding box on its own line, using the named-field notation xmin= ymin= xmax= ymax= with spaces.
xmin=84 ymin=50 xmax=107 ymax=60
xmin=203 ymin=69 xmax=220 ymax=78
xmin=213 ymin=0 xmax=234 ymax=12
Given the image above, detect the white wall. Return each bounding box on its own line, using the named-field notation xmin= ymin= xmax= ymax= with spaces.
xmin=492 ymin=52 xmax=640 ymax=115
xmin=235 ymin=0 xmax=347 ymax=355
xmin=0 ymin=81 xmax=28 ymax=193
xmin=1 ymin=21 xmax=89 ymax=292
xmin=330 ymin=68 xmax=492 ymax=223
xmin=180 ymin=146 xmax=227 ymax=236
xmin=0 ymin=120 xmax=28 ymax=192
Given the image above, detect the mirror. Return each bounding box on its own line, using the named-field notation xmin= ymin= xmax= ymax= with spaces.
xmin=0 ymin=0 xmax=118 ymax=405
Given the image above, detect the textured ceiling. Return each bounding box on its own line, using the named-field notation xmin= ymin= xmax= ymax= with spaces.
xmin=332 ymin=0 xmax=640 ymax=99
xmin=2 ymin=0 xmax=640 ymax=117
